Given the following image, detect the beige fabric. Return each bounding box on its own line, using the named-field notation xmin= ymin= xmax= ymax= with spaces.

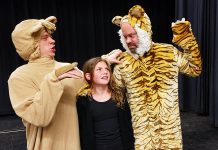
xmin=11 ymin=16 xmax=57 ymax=61
xmin=8 ymin=57 xmax=85 ymax=150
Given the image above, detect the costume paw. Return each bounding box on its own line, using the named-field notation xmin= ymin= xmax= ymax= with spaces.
xmin=101 ymin=49 xmax=123 ymax=64
xmin=171 ymin=18 xmax=192 ymax=34
xmin=55 ymin=62 xmax=78 ymax=77
xmin=171 ymin=18 xmax=186 ymax=27
xmin=171 ymin=18 xmax=193 ymax=44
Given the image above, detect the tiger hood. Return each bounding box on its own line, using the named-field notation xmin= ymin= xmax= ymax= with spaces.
xmin=112 ymin=5 xmax=153 ymax=59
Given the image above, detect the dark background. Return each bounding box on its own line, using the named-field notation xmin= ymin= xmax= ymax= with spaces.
xmin=0 ymin=0 xmax=218 ymax=127
xmin=0 ymin=0 xmax=174 ymax=114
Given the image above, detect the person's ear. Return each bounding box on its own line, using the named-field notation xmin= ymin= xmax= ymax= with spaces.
xmin=85 ymin=73 xmax=91 ymax=81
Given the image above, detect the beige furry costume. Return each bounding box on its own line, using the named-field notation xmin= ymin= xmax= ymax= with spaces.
xmin=112 ymin=5 xmax=202 ymax=150
xmin=8 ymin=16 xmax=85 ymax=150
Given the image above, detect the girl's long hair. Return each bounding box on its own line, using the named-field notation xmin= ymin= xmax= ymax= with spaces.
xmin=82 ymin=57 xmax=124 ymax=107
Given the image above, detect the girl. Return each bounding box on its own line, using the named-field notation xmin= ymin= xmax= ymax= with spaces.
xmin=76 ymin=57 xmax=135 ymax=150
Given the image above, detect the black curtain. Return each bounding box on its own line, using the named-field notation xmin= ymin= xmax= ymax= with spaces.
xmin=0 ymin=0 xmax=175 ymax=115
xmin=175 ymin=0 xmax=218 ymax=127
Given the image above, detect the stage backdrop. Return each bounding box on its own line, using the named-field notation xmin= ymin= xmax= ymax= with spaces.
xmin=175 ymin=0 xmax=218 ymax=127
xmin=0 ymin=0 xmax=175 ymax=115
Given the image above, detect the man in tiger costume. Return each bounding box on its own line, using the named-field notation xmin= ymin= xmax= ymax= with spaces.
xmin=111 ymin=5 xmax=202 ymax=150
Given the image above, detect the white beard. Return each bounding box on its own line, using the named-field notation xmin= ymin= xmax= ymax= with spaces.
xmin=118 ymin=25 xmax=152 ymax=59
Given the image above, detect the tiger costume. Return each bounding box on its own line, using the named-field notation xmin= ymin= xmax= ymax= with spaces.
xmin=112 ymin=5 xmax=202 ymax=150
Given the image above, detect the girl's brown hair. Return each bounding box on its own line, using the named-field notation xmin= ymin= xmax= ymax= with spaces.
xmin=82 ymin=57 xmax=124 ymax=107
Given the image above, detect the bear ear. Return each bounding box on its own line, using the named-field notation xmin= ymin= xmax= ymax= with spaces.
xmin=112 ymin=16 xmax=122 ymax=27
xmin=45 ymin=16 xmax=57 ymax=24
xmin=30 ymin=22 xmax=43 ymax=35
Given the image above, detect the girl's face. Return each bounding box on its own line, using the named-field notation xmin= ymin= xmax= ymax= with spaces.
xmin=91 ymin=61 xmax=110 ymax=86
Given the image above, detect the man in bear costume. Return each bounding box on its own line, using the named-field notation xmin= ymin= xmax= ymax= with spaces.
xmin=8 ymin=16 xmax=122 ymax=150
xmin=8 ymin=16 xmax=85 ymax=150
xmin=112 ymin=5 xmax=202 ymax=150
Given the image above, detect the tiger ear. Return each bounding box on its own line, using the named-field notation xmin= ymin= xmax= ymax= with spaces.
xmin=85 ymin=73 xmax=91 ymax=81
xmin=112 ymin=16 xmax=122 ymax=26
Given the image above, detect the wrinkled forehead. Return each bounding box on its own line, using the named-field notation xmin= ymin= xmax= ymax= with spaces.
xmin=121 ymin=22 xmax=135 ymax=29
xmin=120 ymin=23 xmax=136 ymax=34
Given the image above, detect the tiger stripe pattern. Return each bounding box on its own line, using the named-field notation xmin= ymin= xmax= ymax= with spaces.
xmin=113 ymin=40 xmax=201 ymax=149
